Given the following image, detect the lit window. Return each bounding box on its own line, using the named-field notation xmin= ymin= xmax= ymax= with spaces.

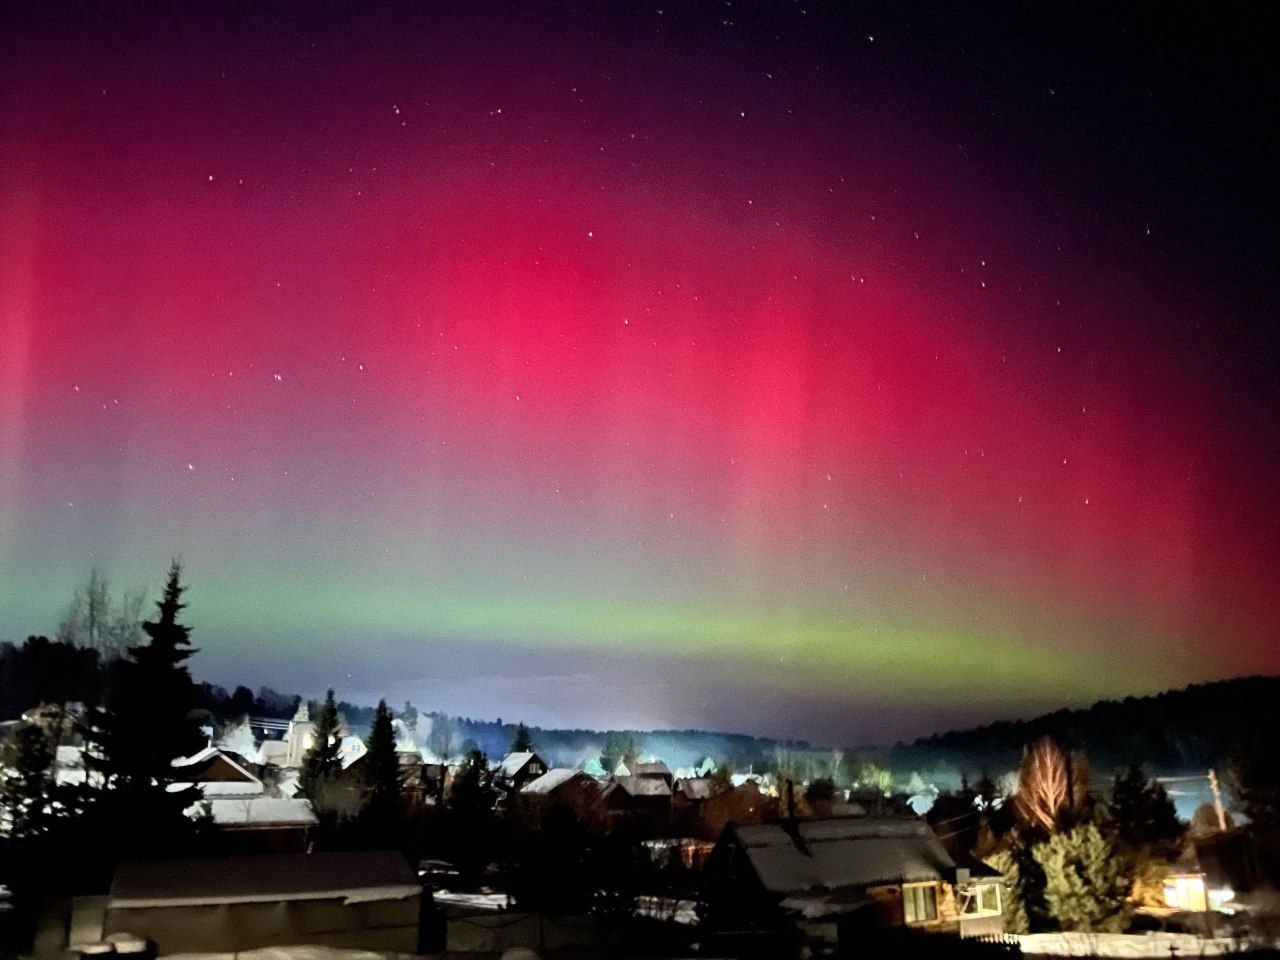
xmin=903 ymin=883 xmax=939 ymax=924
xmin=1163 ymin=875 xmax=1207 ymax=912
xmin=960 ymin=883 xmax=1002 ymax=917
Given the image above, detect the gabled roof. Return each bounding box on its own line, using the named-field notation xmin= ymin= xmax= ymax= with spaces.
xmin=609 ymin=774 xmax=672 ymax=798
xmin=675 ymin=777 xmax=714 ymax=800
xmin=797 ymin=818 xmax=954 ymax=887
xmin=522 ymin=768 xmax=597 ymax=796
xmin=632 ymin=760 xmax=671 ymax=778
xmin=172 ymin=747 xmax=262 ymax=790
xmin=196 ymin=797 xmax=318 ymax=830
xmin=497 ymin=751 xmax=542 ymax=778
xmin=108 ymin=851 xmax=419 ymax=909
xmin=726 ymin=817 xmax=956 ymax=895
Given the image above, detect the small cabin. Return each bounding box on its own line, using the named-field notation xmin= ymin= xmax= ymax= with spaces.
xmin=705 ymin=816 xmax=1004 ymax=950
xmin=87 ymin=851 xmax=424 ymax=955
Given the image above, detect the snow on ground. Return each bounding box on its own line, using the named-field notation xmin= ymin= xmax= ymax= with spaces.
xmin=634 ymin=895 xmax=699 ymax=925
xmin=431 ymin=889 xmax=513 ymax=911
xmin=1017 ymin=932 xmax=1263 ymax=957
xmin=164 ymin=947 xmax=413 ymax=960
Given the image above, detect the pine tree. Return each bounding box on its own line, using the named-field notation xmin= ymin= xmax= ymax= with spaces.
xmin=82 ymin=562 xmax=205 ymax=854
xmin=1228 ymin=733 xmax=1280 ymax=827
xmin=0 ymin=722 xmax=55 ymax=840
xmin=1108 ymin=763 xmax=1182 ymax=853
xmin=447 ymin=748 xmax=495 ymax=881
xmin=361 ymin=699 xmax=402 ymax=840
xmin=1032 ymin=823 xmax=1131 ymax=932
xmin=298 ymin=688 xmax=342 ymax=802
xmin=985 ymin=849 xmax=1031 ymax=934
xmin=510 ymin=722 xmax=534 ymax=754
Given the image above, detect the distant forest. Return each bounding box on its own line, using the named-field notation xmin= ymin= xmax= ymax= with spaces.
xmin=3 ymin=635 xmax=1274 ymax=779
xmin=890 ymin=675 xmax=1280 ymax=776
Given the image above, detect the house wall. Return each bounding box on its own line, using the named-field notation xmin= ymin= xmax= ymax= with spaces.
xmin=103 ymin=894 xmax=421 ymax=954
xmin=865 ymin=882 xmax=961 ymax=933
xmin=217 ymin=825 xmax=310 ymax=855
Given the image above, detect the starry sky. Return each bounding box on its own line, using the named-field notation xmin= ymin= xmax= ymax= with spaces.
xmin=2 ymin=2 xmax=1278 ymax=743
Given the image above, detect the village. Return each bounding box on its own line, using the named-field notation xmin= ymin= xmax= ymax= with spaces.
xmin=1 ymin=570 xmax=1277 ymax=960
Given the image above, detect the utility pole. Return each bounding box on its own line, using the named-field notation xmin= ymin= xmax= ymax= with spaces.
xmin=1208 ymin=768 xmax=1227 ymax=832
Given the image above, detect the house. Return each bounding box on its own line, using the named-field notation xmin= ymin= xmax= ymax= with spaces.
xmin=519 ymin=768 xmax=603 ymax=825
xmin=258 ymin=738 xmax=290 ymax=768
xmin=631 ymin=759 xmax=673 ymax=786
xmin=172 ymin=746 xmax=264 ymax=797
xmin=602 ymin=774 xmax=673 ymax=828
xmin=1165 ymin=827 xmax=1280 ymax=915
xmin=193 ymin=797 xmax=318 ymax=853
xmin=90 ymin=851 xmax=424 ymax=954
xmin=674 ymin=776 xmax=715 ymax=807
xmin=521 ymin=767 xmax=599 ymax=801
xmin=705 ymin=816 xmax=1004 ymax=949
xmin=171 ymin=746 xmax=315 ymax=850
xmin=494 ymin=751 xmax=547 ymax=792
xmin=641 ymin=837 xmax=716 ymax=871
xmin=673 ymin=777 xmax=715 ymax=832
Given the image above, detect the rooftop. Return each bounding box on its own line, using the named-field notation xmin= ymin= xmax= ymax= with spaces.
xmin=108 ymin=851 xmax=420 ymax=909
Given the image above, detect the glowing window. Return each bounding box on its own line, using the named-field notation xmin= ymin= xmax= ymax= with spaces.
xmin=960 ymin=883 xmax=1002 ymax=917
xmin=903 ymin=883 xmax=939 ymax=924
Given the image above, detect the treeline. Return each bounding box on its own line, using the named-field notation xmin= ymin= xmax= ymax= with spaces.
xmin=892 ymin=676 xmax=1280 ymax=775
xmin=0 ymin=636 xmax=299 ymax=726
xmin=0 ymin=636 xmax=104 ymax=719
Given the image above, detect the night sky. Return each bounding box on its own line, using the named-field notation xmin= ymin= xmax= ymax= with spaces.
xmin=2 ymin=2 xmax=1278 ymax=743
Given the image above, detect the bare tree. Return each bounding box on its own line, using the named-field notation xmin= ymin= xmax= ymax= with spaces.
xmin=427 ymin=715 xmax=456 ymax=764
xmin=1015 ymin=736 xmax=1070 ymax=831
xmin=55 ymin=568 xmax=147 ymax=659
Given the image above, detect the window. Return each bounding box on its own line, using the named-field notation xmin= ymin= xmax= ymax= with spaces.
xmin=960 ymin=882 xmax=1002 ymax=918
xmin=903 ymin=883 xmax=939 ymax=924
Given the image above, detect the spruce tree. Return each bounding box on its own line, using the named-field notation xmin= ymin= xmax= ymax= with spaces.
xmin=0 ymin=722 xmax=55 ymax=840
xmin=447 ymin=749 xmax=495 ymax=883
xmin=1032 ymin=823 xmax=1131 ymax=932
xmin=298 ymin=688 xmax=342 ymax=802
xmin=1108 ymin=763 xmax=1182 ymax=853
xmin=510 ymin=722 xmax=534 ymax=754
xmin=77 ymin=562 xmax=205 ymax=861
xmin=361 ymin=699 xmax=402 ymax=840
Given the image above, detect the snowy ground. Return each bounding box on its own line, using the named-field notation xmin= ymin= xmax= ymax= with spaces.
xmin=163 ymin=948 xmax=413 ymax=960
xmin=430 ymin=889 xmax=513 ymax=911
xmin=1017 ymin=931 xmax=1266 ymax=957
xmin=633 ymin=895 xmax=699 ymax=925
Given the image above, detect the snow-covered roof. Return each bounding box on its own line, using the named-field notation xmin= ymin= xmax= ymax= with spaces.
xmin=632 ymin=759 xmax=671 ymax=778
xmin=196 ymin=797 xmax=318 ymax=829
xmin=497 ymin=751 xmax=540 ymax=777
xmin=728 ymin=818 xmax=956 ymax=896
xmin=172 ymin=745 xmax=220 ymax=767
xmin=259 ymin=740 xmax=289 ymax=766
xmin=675 ymin=777 xmax=713 ymax=800
xmin=521 ymin=768 xmax=596 ymax=796
xmin=611 ymin=774 xmax=672 ymax=798
xmin=108 ymin=851 xmax=419 ymax=909
xmin=170 ymin=747 xmax=263 ymax=797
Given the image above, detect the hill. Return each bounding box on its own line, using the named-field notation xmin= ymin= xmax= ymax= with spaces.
xmin=889 ymin=675 xmax=1280 ymax=776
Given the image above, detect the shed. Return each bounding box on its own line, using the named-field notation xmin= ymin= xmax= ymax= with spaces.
xmin=103 ymin=850 xmax=423 ymax=954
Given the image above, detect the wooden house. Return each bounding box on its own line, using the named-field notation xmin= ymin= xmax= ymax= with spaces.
xmin=705 ymin=816 xmax=1005 ymax=950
